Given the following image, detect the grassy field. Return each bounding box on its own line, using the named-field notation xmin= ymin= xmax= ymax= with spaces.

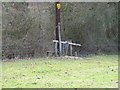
xmin=1 ymin=55 xmax=118 ymax=88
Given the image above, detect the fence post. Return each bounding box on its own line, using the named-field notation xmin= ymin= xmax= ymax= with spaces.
xmin=55 ymin=42 xmax=58 ymax=56
xmin=65 ymin=44 xmax=69 ymax=56
xmin=62 ymin=43 xmax=65 ymax=56
xmin=75 ymin=52 xmax=78 ymax=57
xmin=70 ymin=45 xmax=73 ymax=56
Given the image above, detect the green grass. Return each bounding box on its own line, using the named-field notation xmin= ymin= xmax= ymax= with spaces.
xmin=2 ymin=55 xmax=118 ymax=88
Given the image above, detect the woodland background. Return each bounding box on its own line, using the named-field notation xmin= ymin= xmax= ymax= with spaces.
xmin=2 ymin=2 xmax=118 ymax=59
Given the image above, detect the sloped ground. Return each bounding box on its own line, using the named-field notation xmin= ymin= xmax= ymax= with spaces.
xmin=2 ymin=55 xmax=118 ymax=88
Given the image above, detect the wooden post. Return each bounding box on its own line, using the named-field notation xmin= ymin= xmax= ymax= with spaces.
xmin=55 ymin=2 xmax=60 ymax=40
xmin=55 ymin=42 xmax=58 ymax=56
xmin=75 ymin=52 xmax=78 ymax=57
xmin=62 ymin=43 xmax=65 ymax=56
xmin=70 ymin=45 xmax=73 ymax=56
xmin=65 ymin=44 xmax=69 ymax=56
xmin=55 ymin=2 xmax=61 ymax=56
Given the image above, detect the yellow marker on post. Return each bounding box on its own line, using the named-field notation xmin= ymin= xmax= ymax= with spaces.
xmin=57 ymin=3 xmax=60 ymax=9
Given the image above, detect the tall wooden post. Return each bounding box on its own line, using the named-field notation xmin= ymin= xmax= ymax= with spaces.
xmin=55 ymin=2 xmax=60 ymax=40
xmin=55 ymin=1 xmax=62 ymax=56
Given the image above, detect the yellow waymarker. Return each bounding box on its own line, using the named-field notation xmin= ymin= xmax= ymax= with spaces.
xmin=57 ymin=3 xmax=60 ymax=9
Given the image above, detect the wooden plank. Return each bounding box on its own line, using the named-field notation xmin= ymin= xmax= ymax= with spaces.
xmin=53 ymin=40 xmax=66 ymax=44
xmin=53 ymin=40 xmax=81 ymax=46
xmin=69 ymin=43 xmax=81 ymax=46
